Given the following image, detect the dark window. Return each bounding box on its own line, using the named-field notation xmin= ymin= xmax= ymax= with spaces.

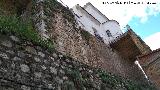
xmin=92 ymin=27 xmax=97 ymax=33
xmin=106 ymin=30 xmax=112 ymax=37
xmin=92 ymin=27 xmax=103 ymax=42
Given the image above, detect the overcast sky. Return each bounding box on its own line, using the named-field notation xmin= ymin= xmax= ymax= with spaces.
xmin=57 ymin=0 xmax=160 ymax=50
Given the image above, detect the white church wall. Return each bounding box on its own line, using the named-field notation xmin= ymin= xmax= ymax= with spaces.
xmin=102 ymin=21 xmax=123 ymax=42
xmin=72 ymin=3 xmax=123 ymax=44
xmin=98 ymin=24 xmax=110 ymax=44
xmin=72 ymin=5 xmax=100 ymax=35
xmin=84 ymin=3 xmax=109 ymax=23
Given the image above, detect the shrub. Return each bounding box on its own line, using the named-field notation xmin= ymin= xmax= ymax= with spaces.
xmin=80 ymin=30 xmax=91 ymax=44
xmin=0 ymin=15 xmax=54 ymax=51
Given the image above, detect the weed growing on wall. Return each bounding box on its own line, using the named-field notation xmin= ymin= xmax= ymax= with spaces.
xmin=0 ymin=15 xmax=54 ymax=51
xmin=80 ymin=30 xmax=91 ymax=44
xmin=65 ymin=69 xmax=85 ymax=90
xmin=98 ymin=70 xmax=156 ymax=90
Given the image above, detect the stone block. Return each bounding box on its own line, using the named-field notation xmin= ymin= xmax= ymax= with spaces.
xmin=50 ymin=67 xmax=57 ymax=75
xmin=38 ymin=52 xmax=45 ymax=58
xmin=34 ymin=57 xmax=41 ymax=62
xmin=1 ymin=40 xmax=12 ymax=48
xmin=17 ymin=51 xmax=25 ymax=58
xmin=0 ymin=52 xmax=9 ymax=59
xmin=21 ymin=85 xmax=31 ymax=90
xmin=25 ymin=46 xmax=37 ymax=55
xmin=10 ymin=36 xmax=20 ymax=42
xmin=12 ymin=57 xmax=21 ymax=61
xmin=20 ymin=64 xmax=30 ymax=73
xmin=34 ymin=72 xmax=42 ymax=78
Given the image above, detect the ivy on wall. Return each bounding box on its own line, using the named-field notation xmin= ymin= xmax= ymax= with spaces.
xmin=80 ymin=29 xmax=91 ymax=44
xmin=97 ymin=70 xmax=156 ymax=90
xmin=64 ymin=67 xmax=156 ymax=90
xmin=0 ymin=0 xmax=78 ymax=52
xmin=0 ymin=15 xmax=54 ymax=51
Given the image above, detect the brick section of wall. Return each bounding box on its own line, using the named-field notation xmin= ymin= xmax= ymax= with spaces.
xmin=138 ymin=49 xmax=160 ymax=66
xmin=128 ymin=30 xmax=151 ymax=55
xmin=138 ymin=49 xmax=160 ymax=89
xmin=110 ymin=32 xmax=141 ymax=61
xmin=110 ymin=29 xmax=151 ymax=61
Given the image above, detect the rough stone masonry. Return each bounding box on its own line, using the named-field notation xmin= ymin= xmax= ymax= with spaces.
xmin=0 ymin=0 xmax=156 ymax=89
xmin=0 ymin=33 xmax=155 ymax=90
xmin=0 ymin=0 xmax=150 ymax=83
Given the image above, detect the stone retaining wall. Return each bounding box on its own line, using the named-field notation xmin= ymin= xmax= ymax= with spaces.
xmin=0 ymin=34 xmax=155 ymax=90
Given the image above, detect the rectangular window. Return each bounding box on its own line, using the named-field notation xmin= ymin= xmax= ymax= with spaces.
xmin=106 ymin=30 xmax=112 ymax=37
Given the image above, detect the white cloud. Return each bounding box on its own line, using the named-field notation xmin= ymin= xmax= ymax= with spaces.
xmin=144 ymin=32 xmax=160 ymax=50
xmin=57 ymin=0 xmax=160 ymax=28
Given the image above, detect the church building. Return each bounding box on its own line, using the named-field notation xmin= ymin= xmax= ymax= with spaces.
xmin=72 ymin=2 xmax=123 ymax=44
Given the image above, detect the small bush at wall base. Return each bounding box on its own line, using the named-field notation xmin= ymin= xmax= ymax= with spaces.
xmin=98 ymin=70 xmax=157 ymax=90
xmin=0 ymin=15 xmax=54 ymax=51
xmin=80 ymin=30 xmax=91 ymax=44
xmin=62 ymin=81 xmax=76 ymax=90
xmin=65 ymin=69 xmax=85 ymax=90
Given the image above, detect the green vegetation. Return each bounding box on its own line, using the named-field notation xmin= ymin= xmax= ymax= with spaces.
xmin=80 ymin=30 xmax=91 ymax=44
xmin=65 ymin=69 xmax=85 ymax=90
xmin=62 ymin=81 xmax=76 ymax=90
xmin=64 ymin=66 xmax=157 ymax=90
xmin=98 ymin=70 xmax=156 ymax=90
xmin=62 ymin=7 xmax=75 ymax=24
xmin=0 ymin=15 xmax=54 ymax=51
xmin=99 ymin=71 xmax=122 ymax=89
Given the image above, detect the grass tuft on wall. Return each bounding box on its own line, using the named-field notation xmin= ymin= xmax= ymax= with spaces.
xmin=0 ymin=15 xmax=54 ymax=51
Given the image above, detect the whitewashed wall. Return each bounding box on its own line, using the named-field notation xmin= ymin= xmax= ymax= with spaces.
xmin=84 ymin=3 xmax=109 ymax=23
xmin=102 ymin=21 xmax=123 ymax=43
xmin=72 ymin=3 xmax=123 ymax=44
xmin=72 ymin=5 xmax=100 ymax=35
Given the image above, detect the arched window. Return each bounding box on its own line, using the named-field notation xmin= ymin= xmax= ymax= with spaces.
xmin=106 ymin=30 xmax=112 ymax=37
